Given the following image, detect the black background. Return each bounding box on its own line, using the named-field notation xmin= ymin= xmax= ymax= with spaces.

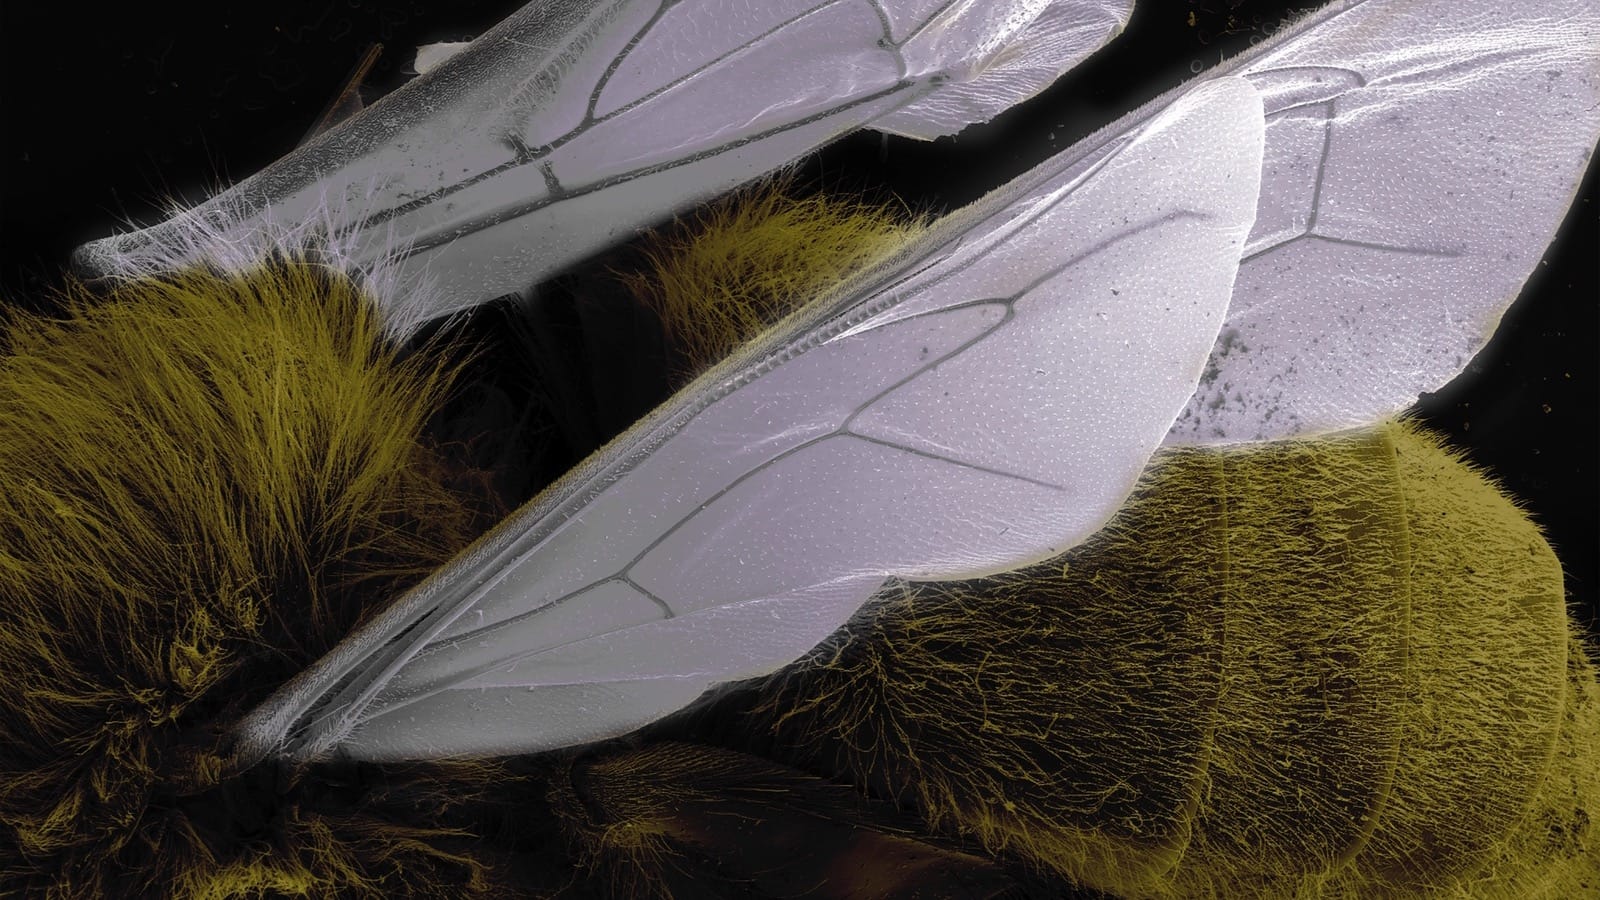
xmin=1 ymin=0 xmax=1594 ymax=643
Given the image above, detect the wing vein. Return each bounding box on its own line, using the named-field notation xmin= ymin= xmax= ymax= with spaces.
xmin=842 ymin=432 xmax=1072 ymax=491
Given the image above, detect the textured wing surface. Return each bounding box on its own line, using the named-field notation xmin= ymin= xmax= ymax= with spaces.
xmin=233 ymin=76 xmax=1264 ymax=762
xmin=1165 ymin=0 xmax=1600 ymax=444
xmin=871 ymin=0 xmax=1133 ymax=139
xmin=72 ymin=0 xmax=1131 ymax=328
xmin=412 ymin=41 xmax=473 ymax=75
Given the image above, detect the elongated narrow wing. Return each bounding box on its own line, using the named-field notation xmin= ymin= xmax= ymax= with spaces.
xmin=1162 ymin=0 xmax=1600 ymax=444
xmin=232 ymin=76 xmax=1265 ymax=763
xmin=71 ymin=0 xmax=1133 ymax=329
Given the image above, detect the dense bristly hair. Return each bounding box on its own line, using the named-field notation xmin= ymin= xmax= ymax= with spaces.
xmin=747 ymin=421 xmax=1597 ymax=900
xmin=73 ymin=189 xmax=449 ymax=343
xmin=0 ymin=259 xmax=523 ymax=897
xmin=544 ymin=741 xmax=1027 ymax=899
xmin=614 ymin=177 xmax=927 ymax=379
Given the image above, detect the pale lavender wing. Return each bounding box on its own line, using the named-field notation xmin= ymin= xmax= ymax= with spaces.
xmin=1163 ymin=0 xmax=1600 ymax=444
xmin=869 ymin=0 xmax=1133 ymax=139
xmin=71 ymin=0 xmax=1131 ymax=331
xmin=230 ymin=76 xmax=1264 ymax=763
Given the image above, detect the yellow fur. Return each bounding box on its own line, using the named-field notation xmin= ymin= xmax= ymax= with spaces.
xmin=614 ymin=179 xmax=926 ymax=376
xmin=0 ymin=261 xmax=508 ymax=897
xmin=749 ymin=420 xmax=1594 ymax=899
xmin=1318 ymin=424 xmax=1573 ymax=899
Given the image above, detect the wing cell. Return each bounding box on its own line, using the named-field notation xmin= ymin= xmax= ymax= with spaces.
xmin=1165 ymin=0 xmax=1600 ymax=443
xmin=592 ymin=0 xmax=861 ymax=118
xmin=875 ymin=0 xmax=1134 ymax=138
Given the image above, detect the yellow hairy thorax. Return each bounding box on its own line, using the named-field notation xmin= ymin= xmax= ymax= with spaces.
xmin=0 ymin=260 xmax=511 ymax=898
xmin=615 ymin=178 xmax=928 ymax=380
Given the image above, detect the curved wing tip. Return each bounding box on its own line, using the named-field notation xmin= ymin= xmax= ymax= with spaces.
xmin=68 ymin=237 xmax=118 ymax=279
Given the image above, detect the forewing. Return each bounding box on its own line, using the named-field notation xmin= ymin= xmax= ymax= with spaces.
xmin=1164 ymin=0 xmax=1600 ymax=444
xmin=232 ymin=76 xmax=1265 ymax=763
xmin=870 ymin=0 xmax=1134 ymax=139
xmin=72 ymin=0 xmax=1132 ymax=330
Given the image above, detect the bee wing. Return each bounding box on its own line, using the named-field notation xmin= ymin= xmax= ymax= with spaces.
xmin=71 ymin=0 xmax=1133 ymax=329
xmin=232 ymin=75 xmax=1265 ymax=763
xmin=870 ymin=0 xmax=1136 ymax=140
xmin=1163 ymin=0 xmax=1600 ymax=444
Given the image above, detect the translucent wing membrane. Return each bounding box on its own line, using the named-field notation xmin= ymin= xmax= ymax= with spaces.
xmin=233 ymin=76 xmax=1264 ymax=762
xmin=870 ymin=0 xmax=1136 ymax=139
xmin=231 ymin=0 xmax=1600 ymax=763
xmin=70 ymin=0 xmax=1132 ymax=328
xmin=1163 ymin=0 xmax=1600 ymax=443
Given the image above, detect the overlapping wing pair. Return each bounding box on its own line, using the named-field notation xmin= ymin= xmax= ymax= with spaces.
xmin=84 ymin=0 xmax=1595 ymax=763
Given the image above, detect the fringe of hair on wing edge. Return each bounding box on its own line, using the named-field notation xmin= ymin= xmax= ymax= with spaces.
xmin=71 ymin=178 xmax=454 ymax=341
